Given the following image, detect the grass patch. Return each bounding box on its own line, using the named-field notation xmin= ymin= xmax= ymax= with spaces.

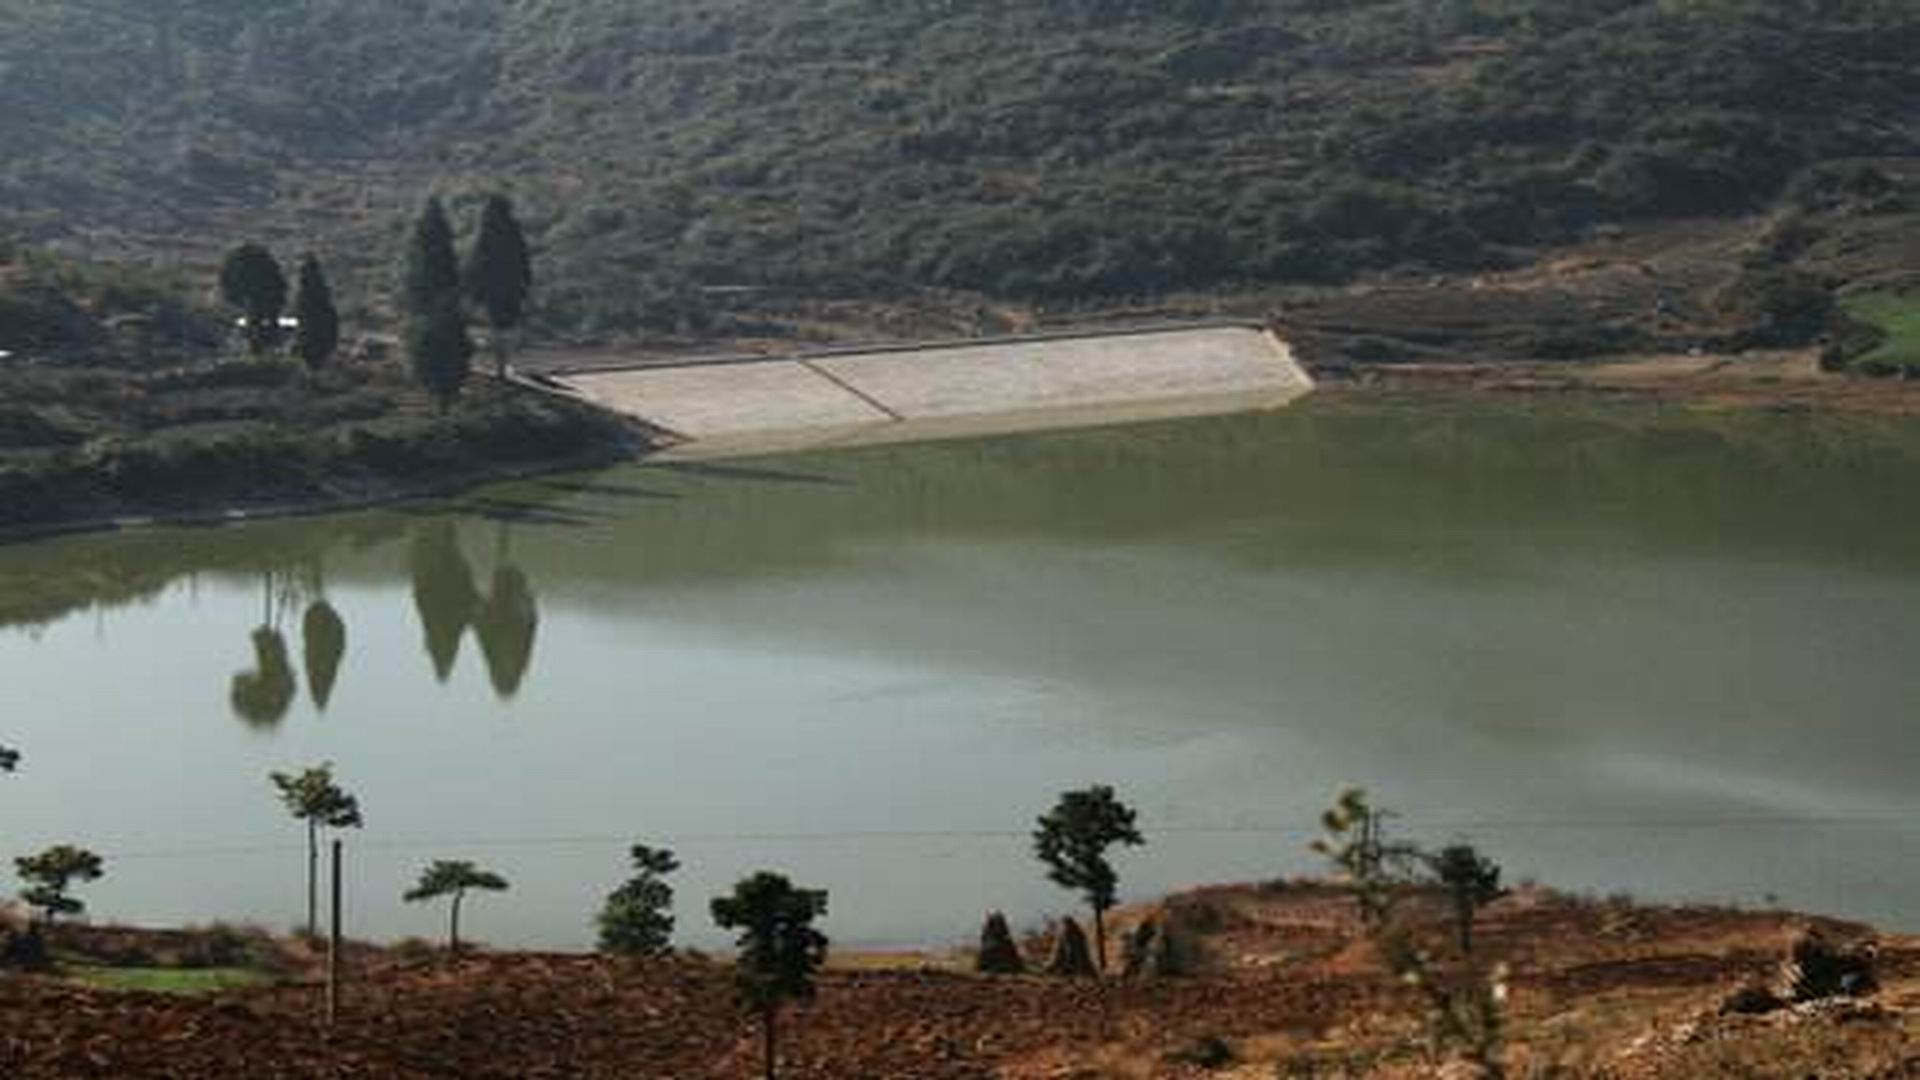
xmin=63 ymin=965 xmax=277 ymax=995
xmin=1841 ymin=293 xmax=1920 ymax=374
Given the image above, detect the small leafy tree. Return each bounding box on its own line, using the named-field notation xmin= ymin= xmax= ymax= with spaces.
xmin=404 ymin=859 xmax=508 ymax=953
xmin=1311 ymin=786 xmax=1419 ymax=931
xmin=1032 ymin=784 xmax=1143 ymax=974
xmin=269 ymin=763 xmax=363 ymax=938
xmin=0 ymin=743 xmax=18 ymax=772
xmin=292 ymin=254 xmax=340 ymax=372
xmin=1429 ymin=842 xmax=1503 ymax=957
xmin=711 ymin=872 xmax=829 ymax=1080
xmin=407 ymin=292 xmax=474 ymax=410
xmin=403 ymin=197 xmax=461 ymax=315
xmin=219 ymin=243 xmax=288 ymax=356
xmin=597 ymin=843 xmax=679 ymax=956
xmin=15 ymin=845 xmax=104 ymax=924
xmin=464 ymin=193 xmax=532 ymax=376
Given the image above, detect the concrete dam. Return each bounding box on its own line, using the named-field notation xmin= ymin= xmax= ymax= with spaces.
xmin=538 ymin=323 xmax=1313 ymax=459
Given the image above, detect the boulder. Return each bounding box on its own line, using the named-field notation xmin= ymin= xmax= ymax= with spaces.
xmin=976 ymin=911 xmax=1026 ymax=975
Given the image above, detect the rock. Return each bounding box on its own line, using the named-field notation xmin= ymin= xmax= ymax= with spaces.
xmin=976 ymin=911 xmax=1025 ymax=975
xmin=1776 ymin=930 xmax=1877 ymax=1002
xmin=1044 ymin=917 xmax=1096 ymax=978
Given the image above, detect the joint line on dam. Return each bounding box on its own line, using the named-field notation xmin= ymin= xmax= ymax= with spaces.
xmin=797 ymin=357 xmax=905 ymax=421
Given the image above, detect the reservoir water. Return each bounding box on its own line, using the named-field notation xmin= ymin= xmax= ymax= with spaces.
xmin=2 ymin=397 xmax=1917 ymax=948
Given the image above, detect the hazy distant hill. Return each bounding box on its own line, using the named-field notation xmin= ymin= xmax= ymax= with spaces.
xmin=3 ymin=0 xmax=1917 ymax=332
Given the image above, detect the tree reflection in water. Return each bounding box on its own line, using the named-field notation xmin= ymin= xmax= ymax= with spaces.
xmin=301 ymin=599 xmax=346 ymax=712
xmin=475 ymin=563 xmax=537 ymax=700
xmin=230 ymin=625 xmax=296 ymax=729
xmin=409 ymin=521 xmax=481 ymax=684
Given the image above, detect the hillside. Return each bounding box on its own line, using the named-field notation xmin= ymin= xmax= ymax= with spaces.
xmin=3 ymin=0 xmax=1918 ymax=341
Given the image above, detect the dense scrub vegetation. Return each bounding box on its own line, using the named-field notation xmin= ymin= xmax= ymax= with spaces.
xmin=2 ymin=0 xmax=1917 ymax=332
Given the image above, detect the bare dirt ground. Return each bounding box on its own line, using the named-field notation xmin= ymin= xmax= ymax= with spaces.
xmin=1326 ymin=349 xmax=1920 ymax=417
xmin=3 ymin=885 xmax=1913 ymax=1079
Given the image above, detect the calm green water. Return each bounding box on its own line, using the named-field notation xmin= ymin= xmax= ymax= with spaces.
xmin=2 ymin=398 xmax=1918 ymax=948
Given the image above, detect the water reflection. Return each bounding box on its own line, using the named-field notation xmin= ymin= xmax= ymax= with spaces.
xmin=229 ymin=626 xmax=296 ymax=729
xmin=410 ymin=522 xmax=482 ymax=684
xmin=302 ymin=600 xmax=346 ymax=711
xmin=473 ymin=526 xmax=539 ymax=701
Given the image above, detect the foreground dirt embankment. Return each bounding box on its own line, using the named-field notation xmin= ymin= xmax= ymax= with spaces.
xmin=3 ymin=885 xmax=1914 ymax=1079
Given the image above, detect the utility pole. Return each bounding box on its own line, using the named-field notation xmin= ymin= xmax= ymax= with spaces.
xmin=327 ymin=839 xmax=343 ymax=1025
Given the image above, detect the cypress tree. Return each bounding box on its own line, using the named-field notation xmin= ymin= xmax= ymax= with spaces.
xmin=292 ymin=254 xmax=340 ymax=372
xmin=407 ymin=292 xmax=474 ymax=412
xmin=464 ymin=193 xmax=533 ymax=376
xmin=403 ymin=197 xmax=461 ymax=316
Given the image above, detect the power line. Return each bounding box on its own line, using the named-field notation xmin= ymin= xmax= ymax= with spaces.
xmin=88 ymin=814 xmax=1920 ymax=863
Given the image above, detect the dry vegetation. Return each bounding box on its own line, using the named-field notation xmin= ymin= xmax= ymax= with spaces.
xmin=2 ymin=885 xmax=1913 ymax=1078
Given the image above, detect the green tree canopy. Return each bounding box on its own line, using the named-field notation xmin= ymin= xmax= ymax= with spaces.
xmin=404 ymin=859 xmax=509 ymax=953
xmin=270 ymin=762 xmax=364 ymax=938
xmin=711 ymin=871 xmax=829 ymax=1080
xmin=0 ymin=743 xmax=18 ymax=772
xmin=219 ymin=243 xmax=288 ymax=356
xmin=15 ymin=844 xmax=104 ymax=924
xmin=403 ymin=197 xmax=461 ymax=315
xmin=292 ymin=254 xmax=340 ymax=371
xmin=1032 ymin=784 xmax=1143 ymax=974
xmin=465 ymin=193 xmax=532 ymax=376
xmin=406 ymin=291 xmax=474 ymax=410
xmin=1428 ymin=842 xmax=1503 ymax=956
xmin=597 ymin=843 xmax=679 ymax=956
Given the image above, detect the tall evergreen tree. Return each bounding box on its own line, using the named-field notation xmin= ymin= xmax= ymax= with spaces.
xmin=219 ymin=243 xmax=288 ymax=357
xmin=464 ymin=194 xmax=533 ymax=377
xmin=407 ymin=292 xmax=474 ymax=411
xmin=403 ymin=197 xmax=461 ymax=316
xmin=292 ymin=254 xmax=340 ymax=372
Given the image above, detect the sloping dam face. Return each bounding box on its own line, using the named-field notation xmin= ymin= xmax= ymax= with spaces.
xmin=551 ymin=324 xmax=1313 ymax=459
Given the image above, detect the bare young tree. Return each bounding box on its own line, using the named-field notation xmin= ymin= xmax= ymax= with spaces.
xmin=269 ymin=763 xmax=363 ymax=938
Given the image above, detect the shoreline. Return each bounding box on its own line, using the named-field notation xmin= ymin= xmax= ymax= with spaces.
xmin=3 ymin=349 xmax=1917 ymax=548
xmin=0 ymin=437 xmax=649 ymax=548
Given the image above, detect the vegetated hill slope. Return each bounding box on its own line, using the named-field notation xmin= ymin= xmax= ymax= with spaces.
xmin=3 ymin=0 xmax=1918 ymax=334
